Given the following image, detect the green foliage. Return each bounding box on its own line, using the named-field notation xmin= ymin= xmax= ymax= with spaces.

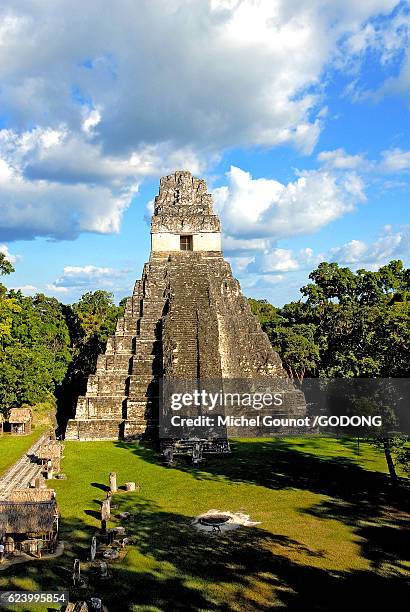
xmin=0 ymin=253 xmax=14 ymax=276
xmin=250 ymin=260 xmax=410 ymax=481
xmin=72 ymin=290 xmax=123 ymax=344
xmin=7 ymin=292 xmax=72 ymax=384
xmin=0 ymin=258 xmax=72 ymax=418
xmin=270 ymin=323 xmax=320 ymax=382
xmin=248 ymin=298 xmax=280 ymax=327
xmin=57 ymin=291 xmax=126 ymax=427
xmin=0 ymin=255 xmax=20 ymax=347
xmin=0 ymin=345 xmax=54 ymax=412
xmin=250 ymin=259 xmax=409 ymax=379
xmin=67 ymin=290 xmax=125 ymax=376
xmin=395 ymin=440 xmax=410 ymax=476
xmin=0 ymin=289 xmax=20 ymax=347
xmin=0 ymin=257 xmax=125 ymax=425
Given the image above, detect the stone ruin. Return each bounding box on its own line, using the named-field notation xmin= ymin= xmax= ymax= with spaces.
xmin=65 ymin=170 xmax=305 ymax=441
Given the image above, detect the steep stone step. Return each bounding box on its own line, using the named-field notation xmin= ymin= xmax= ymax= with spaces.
xmin=74 ymin=395 xmax=126 ymax=420
xmin=65 ymin=419 xmax=123 ymax=441
xmin=86 ymin=374 xmax=134 ymax=396
xmin=106 ymin=335 xmax=136 ymax=354
xmin=96 ymin=353 xmax=133 ymax=373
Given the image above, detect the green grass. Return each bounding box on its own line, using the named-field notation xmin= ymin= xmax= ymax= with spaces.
xmin=0 ymin=438 xmax=408 ymax=611
xmin=0 ymin=427 xmax=46 ymax=476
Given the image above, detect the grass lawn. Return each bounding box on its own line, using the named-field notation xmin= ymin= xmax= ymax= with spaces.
xmin=0 ymin=437 xmax=408 ymax=611
xmin=0 ymin=427 xmax=46 ymax=476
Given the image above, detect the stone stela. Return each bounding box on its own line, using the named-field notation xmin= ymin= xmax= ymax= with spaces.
xmin=65 ymin=170 xmax=305 ymax=441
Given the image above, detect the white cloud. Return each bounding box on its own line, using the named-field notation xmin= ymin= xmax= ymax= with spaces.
xmin=258 ymin=274 xmax=285 ymax=285
xmin=317 ymin=148 xmax=366 ymax=169
xmin=0 ymin=244 xmax=19 ymax=264
xmin=0 ymin=173 xmax=134 ymax=241
xmin=329 ymin=226 xmax=409 ymax=266
xmin=341 ymin=5 xmax=410 ymax=99
xmin=45 ymin=284 xmax=70 ymax=294
xmin=0 ymin=2 xmax=402 ymax=155
xmin=380 ymin=148 xmax=410 ymax=172
xmin=9 ymin=284 xmax=38 ymax=295
xmin=225 ymin=256 xmax=255 ymax=274
xmin=51 ymin=265 xmax=130 ymax=290
xmin=249 ymin=248 xmax=299 ymax=273
xmin=328 ymin=239 xmax=369 ymax=263
xmin=222 ymin=236 xmax=271 ymax=255
xmin=82 ymin=107 xmax=101 ymax=135
xmin=241 ymin=226 xmax=409 ymax=280
xmin=242 ymin=272 xmax=286 ymax=289
xmin=0 ymin=1 xmax=403 ymax=241
xmin=256 ymin=226 xmax=409 ymax=276
xmin=0 ymin=127 xmax=209 ymax=240
xmin=214 ymin=166 xmax=365 ymax=241
xmin=317 ymin=146 xmax=410 ymax=176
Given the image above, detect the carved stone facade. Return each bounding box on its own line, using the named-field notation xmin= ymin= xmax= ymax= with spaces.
xmin=65 ymin=171 xmax=304 ymax=440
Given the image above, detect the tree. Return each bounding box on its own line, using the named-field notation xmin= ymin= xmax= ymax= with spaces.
xmin=249 ymin=300 xmax=320 ymax=381
xmin=248 ymin=299 xmax=281 ymax=328
xmin=0 ymin=345 xmax=54 ymax=414
xmin=347 ymin=392 xmax=403 ymax=484
xmin=57 ymin=291 xmax=125 ymax=429
xmin=249 ymin=260 xmax=410 ymax=482
xmin=0 ymin=254 xmax=20 ymax=347
xmin=72 ymin=290 xmax=122 ymax=344
xmin=0 ymin=253 xmax=14 ymax=277
xmin=269 ymin=324 xmax=319 ymax=382
xmin=0 ymin=257 xmax=72 ymax=421
xmin=7 ymin=291 xmax=72 ymax=386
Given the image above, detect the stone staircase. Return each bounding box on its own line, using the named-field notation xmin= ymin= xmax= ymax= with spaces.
xmin=65 ymin=171 xmax=306 ymax=441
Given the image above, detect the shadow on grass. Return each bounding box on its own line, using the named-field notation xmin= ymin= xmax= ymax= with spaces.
xmin=0 ymin=501 xmax=408 ymax=612
xmin=115 ymin=438 xmax=409 ymax=507
xmin=91 ymin=482 xmax=109 ymax=492
xmin=84 ymin=509 xmax=101 ymax=520
xmin=114 ymin=438 xmax=410 ymax=576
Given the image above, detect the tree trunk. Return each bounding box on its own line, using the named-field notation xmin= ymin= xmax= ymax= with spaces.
xmin=296 ymin=368 xmax=306 ymax=384
xmin=383 ymin=438 xmax=398 ymax=485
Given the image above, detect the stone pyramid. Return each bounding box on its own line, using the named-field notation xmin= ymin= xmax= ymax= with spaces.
xmin=65 ymin=171 xmax=304 ymax=441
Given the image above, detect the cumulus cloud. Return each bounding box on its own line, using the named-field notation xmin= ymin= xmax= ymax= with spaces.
xmin=45 ymin=284 xmax=70 ymax=295
xmin=9 ymin=284 xmax=38 ymax=295
xmin=249 ymin=226 xmax=409 ymax=278
xmin=239 ymin=226 xmax=409 ymax=283
xmin=222 ymin=236 xmax=271 ymax=256
xmin=0 ymin=127 xmax=208 ymax=240
xmin=50 ymin=265 xmax=131 ymax=291
xmin=0 ymin=244 xmax=19 ymax=264
xmin=328 ymin=239 xmax=369 ymax=263
xmin=0 ymin=0 xmax=329 ymax=153
xmin=248 ymin=248 xmax=299 ymax=273
xmin=0 ymin=0 xmax=404 ymax=241
xmin=318 ymin=146 xmax=410 ymax=175
xmin=328 ymin=226 xmax=409 ymax=266
xmin=214 ymin=166 xmax=365 ymax=242
xmin=317 ymin=148 xmax=366 ymax=170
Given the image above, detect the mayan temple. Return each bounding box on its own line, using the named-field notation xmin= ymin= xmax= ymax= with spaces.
xmin=65 ymin=171 xmax=304 ymax=441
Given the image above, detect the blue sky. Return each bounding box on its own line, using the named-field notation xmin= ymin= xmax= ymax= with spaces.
xmin=0 ymin=0 xmax=409 ymax=306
